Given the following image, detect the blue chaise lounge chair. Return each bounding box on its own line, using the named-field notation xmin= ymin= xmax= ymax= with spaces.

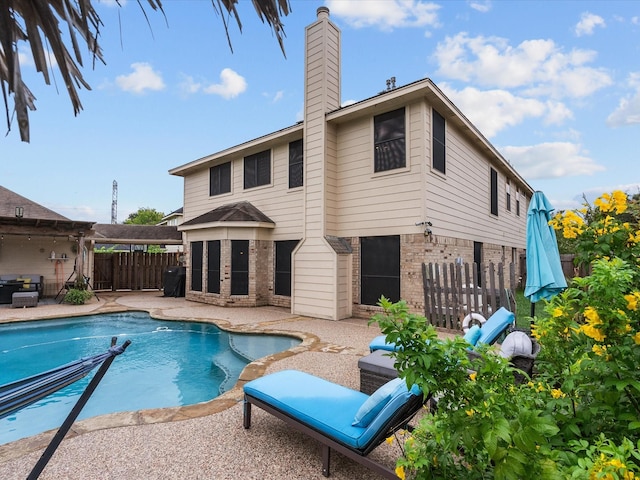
xmin=243 ymin=369 xmax=427 ymax=479
xmin=368 ymin=306 xmax=516 ymax=352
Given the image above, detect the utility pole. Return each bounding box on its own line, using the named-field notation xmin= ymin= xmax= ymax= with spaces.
xmin=111 ymin=180 xmax=118 ymax=224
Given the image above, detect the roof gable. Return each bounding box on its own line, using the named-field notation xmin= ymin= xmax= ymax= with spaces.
xmin=181 ymin=201 xmax=274 ymax=227
xmin=0 ymin=185 xmax=70 ymax=221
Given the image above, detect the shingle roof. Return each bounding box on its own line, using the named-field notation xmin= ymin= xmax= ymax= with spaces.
xmin=180 ymin=201 xmax=274 ymax=227
xmin=91 ymin=224 xmax=183 ymax=244
xmin=0 ymin=185 xmax=70 ymax=221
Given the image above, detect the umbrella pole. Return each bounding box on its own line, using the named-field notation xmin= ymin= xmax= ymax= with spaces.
xmin=27 ymin=338 xmax=131 ymax=480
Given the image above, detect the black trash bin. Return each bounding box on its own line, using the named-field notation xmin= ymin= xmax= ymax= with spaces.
xmin=163 ymin=266 xmax=186 ymax=297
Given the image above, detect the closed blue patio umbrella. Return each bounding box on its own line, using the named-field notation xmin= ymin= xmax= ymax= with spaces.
xmin=524 ymin=191 xmax=567 ymax=316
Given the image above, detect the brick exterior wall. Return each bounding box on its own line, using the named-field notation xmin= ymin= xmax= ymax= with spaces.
xmin=185 ymin=234 xmax=523 ymax=316
xmin=352 ymin=233 xmax=525 ymax=318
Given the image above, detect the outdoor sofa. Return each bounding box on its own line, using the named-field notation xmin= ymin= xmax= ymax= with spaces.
xmin=243 ymin=369 xmax=427 ymax=479
xmin=0 ymin=274 xmax=43 ymax=304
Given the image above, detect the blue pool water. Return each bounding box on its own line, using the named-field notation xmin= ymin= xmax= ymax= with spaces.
xmin=0 ymin=312 xmax=301 ymax=445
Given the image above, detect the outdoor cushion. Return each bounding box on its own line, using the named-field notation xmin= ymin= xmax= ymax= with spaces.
xmin=499 ymin=331 xmax=533 ymax=359
xmin=463 ymin=324 xmax=482 ymax=345
xmin=476 ymin=307 xmax=515 ymax=345
xmin=368 ymin=335 xmax=396 ymax=352
xmin=352 ymin=377 xmax=405 ymax=427
xmin=369 ymin=307 xmax=515 ymax=352
xmin=243 ymin=370 xmax=420 ymax=450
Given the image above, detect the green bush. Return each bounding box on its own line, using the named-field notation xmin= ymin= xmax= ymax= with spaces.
xmin=63 ymin=288 xmax=93 ymax=305
xmin=371 ymin=191 xmax=640 ymax=480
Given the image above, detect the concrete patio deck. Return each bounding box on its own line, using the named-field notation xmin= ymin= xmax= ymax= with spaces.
xmin=0 ymin=292 xmax=412 ymax=479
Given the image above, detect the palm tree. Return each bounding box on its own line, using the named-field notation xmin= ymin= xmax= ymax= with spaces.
xmin=0 ymin=0 xmax=290 ymax=142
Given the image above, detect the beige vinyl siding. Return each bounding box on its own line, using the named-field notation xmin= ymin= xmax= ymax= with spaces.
xmin=335 ymin=254 xmax=352 ymax=319
xmin=182 ymin=143 xmax=304 ymax=240
xmin=324 ymin=123 xmax=339 ymax=234
xmin=292 ymin=238 xmax=336 ymax=319
xmin=331 ymin=102 xmax=425 ymax=237
xmin=425 ymin=106 xmax=528 ymax=248
xmin=291 ymin=10 xmax=342 ymax=319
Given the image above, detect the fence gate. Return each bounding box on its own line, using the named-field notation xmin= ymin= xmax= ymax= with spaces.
xmin=93 ymin=252 xmax=180 ymax=291
xmin=422 ymin=262 xmax=517 ymax=331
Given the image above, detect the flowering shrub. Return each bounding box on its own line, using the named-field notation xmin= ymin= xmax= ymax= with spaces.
xmin=549 ymin=190 xmax=640 ymax=270
xmin=372 ymin=191 xmax=640 ymax=479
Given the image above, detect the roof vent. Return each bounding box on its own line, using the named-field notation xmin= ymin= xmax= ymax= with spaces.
xmin=385 ymin=77 xmax=397 ymax=91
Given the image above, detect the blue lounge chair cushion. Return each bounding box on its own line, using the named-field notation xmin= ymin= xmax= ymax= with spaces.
xmin=369 ymin=307 xmax=514 ymax=352
xmin=352 ymin=377 xmax=405 ymax=427
xmin=368 ymin=335 xmax=396 ymax=352
xmin=463 ymin=324 xmax=482 ymax=345
xmin=476 ymin=307 xmax=515 ymax=345
xmin=243 ymin=370 xmax=421 ymax=450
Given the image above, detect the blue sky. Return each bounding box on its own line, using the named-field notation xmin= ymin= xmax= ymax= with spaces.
xmin=2 ymin=0 xmax=639 ymax=223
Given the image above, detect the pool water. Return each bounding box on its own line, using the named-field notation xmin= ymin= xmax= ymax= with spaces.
xmin=0 ymin=312 xmax=300 ymax=445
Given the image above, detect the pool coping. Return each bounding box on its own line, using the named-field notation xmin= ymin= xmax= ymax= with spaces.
xmin=0 ymin=295 xmax=329 ymax=463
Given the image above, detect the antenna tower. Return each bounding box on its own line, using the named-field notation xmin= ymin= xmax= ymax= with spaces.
xmin=111 ymin=180 xmax=118 ymax=224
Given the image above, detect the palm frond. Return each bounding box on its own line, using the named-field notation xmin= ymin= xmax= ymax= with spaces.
xmin=0 ymin=0 xmax=290 ymax=143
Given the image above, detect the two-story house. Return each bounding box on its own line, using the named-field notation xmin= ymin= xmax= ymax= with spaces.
xmin=170 ymin=7 xmax=534 ymax=320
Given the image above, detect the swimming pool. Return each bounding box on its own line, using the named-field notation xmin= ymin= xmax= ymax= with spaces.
xmin=0 ymin=312 xmax=301 ymax=445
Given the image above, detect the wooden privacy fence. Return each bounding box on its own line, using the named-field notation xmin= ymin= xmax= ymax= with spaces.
xmin=422 ymin=262 xmax=517 ymax=331
xmin=93 ymin=252 xmax=180 ymax=291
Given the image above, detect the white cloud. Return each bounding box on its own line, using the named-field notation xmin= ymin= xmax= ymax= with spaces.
xmin=501 ymin=142 xmax=605 ymax=180
xmin=115 ymin=63 xmax=165 ymax=94
xmin=575 ymin=12 xmax=606 ymax=37
xmin=439 ymin=83 xmax=546 ymax=137
xmin=606 ymin=93 xmax=640 ymax=126
xmin=179 ymin=74 xmax=202 ymax=95
xmin=272 ymin=90 xmax=284 ymax=103
xmin=543 ymin=101 xmax=573 ymax=125
xmin=203 ymin=68 xmax=247 ymax=99
xmin=607 ymin=72 xmax=640 ymax=126
xmin=469 ymin=1 xmax=492 ymax=13
xmin=326 ymin=0 xmax=440 ymax=31
xmin=432 ymin=33 xmax=612 ymax=99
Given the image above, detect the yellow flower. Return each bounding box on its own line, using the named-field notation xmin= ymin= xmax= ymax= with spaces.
xmin=584 ymin=306 xmax=601 ymax=325
xmin=592 ymin=344 xmax=607 ymax=357
xmin=609 ymin=459 xmax=626 ymax=469
xmin=551 ymin=389 xmax=565 ymax=399
xmin=466 ymin=409 xmax=475 ymax=416
xmin=386 ymin=436 xmax=394 ymax=445
xmin=469 ymin=372 xmax=477 ymax=381
xmin=612 ymin=190 xmax=628 ymax=214
xmin=582 ymin=324 xmax=606 ymax=342
xmin=633 ymin=332 xmax=640 ymax=345
xmin=625 ymin=293 xmax=640 ymax=311
xmin=395 ymin=465 xmax=406 ymax=480
xmin=552 ymin=307 xmax=564 ymax=318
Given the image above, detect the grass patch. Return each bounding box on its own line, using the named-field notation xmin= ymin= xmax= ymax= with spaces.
xmin=513 ymin=289 xmax=549 ymax=330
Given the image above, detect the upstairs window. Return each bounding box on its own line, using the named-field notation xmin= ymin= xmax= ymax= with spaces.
xmin=289 ymin=139 xmax=303 ymax=188
xmin=506 ymin=178 xmax=512 ymax=212
xmin=374 ymin=108 xmax=405 ymax=172
xmin=432 ymin=109 xmax=446 ymax=174
xmin=490 ymin=168 xmax=499 ymax=216
xmin=516 ymin=188 xmax=521 ymax=216
xmin=244 ymin=150 xmax=271 ymax=189
xmin=209 ymin=162 xmax=231 ymax=196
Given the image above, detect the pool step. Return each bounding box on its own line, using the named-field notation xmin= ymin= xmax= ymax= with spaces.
xmin=211 ymin=346 xmax=250 ymax=394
